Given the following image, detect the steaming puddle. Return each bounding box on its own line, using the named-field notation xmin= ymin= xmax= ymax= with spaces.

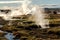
xmin=5 ymin=33 xmax=14 ymax=40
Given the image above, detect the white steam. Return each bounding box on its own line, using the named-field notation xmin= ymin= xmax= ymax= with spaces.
xmin=0 ymin=0 xmax=49 ymax=28
xmin=33 ymin=6 xmax=49 ymax=28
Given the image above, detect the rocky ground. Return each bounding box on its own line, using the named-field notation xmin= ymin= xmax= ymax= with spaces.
xmin=0 ymin=15 xmax=60 ymax=40
xmin=0 ymin=22 xmax=60 ymax=40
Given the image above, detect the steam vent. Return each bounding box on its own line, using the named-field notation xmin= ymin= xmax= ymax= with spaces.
xmin=0 ymin=0 xmax=60 ymax=40
xmin=0 ymin=6 xmax=59 ymax=40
